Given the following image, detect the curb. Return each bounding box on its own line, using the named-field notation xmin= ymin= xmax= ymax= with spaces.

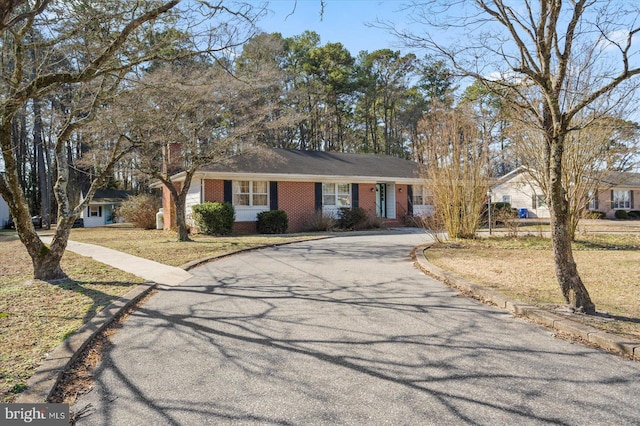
xmin=412 ymin=244 xmax=640 ymax=362
xmin=15 ymin=282 xmax=157 ymax=403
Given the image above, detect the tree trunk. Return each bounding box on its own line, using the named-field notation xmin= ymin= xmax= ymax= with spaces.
xmin=548 ymin=131 xmax=596 ymax=314
xmin=175 ymin=201 xmax=191 ymax=242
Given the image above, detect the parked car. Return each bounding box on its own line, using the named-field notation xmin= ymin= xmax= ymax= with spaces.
xmin=5 ymin=215 xmax=43 ymax=229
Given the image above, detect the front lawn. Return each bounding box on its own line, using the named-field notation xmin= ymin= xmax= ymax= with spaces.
xmin=67 ymin=226 xmax=324 ymax=266
xmin=0 ymin=233 xmax=144 ymax=402
xmin=424 ymin=233 xmax=640 ymax=340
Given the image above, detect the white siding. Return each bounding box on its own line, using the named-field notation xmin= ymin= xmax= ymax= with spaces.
xmin=185 ymin=179 xmax=202 ymax=227
xmin=492 ymin=173 xmax=550 ymax=218
xmin=81 ymin=204 xmax=105 ymax=227
xmin=0 ymin=194 xmax=10 ymax=228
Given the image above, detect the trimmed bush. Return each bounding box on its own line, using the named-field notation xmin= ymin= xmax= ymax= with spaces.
xmin=337 ymin=207 xmax=369 ymax=230
xmin=614 ymin=209 xmax=629 ymax=220
xmin=117 ymin=194 xmax=161 ymax=229
xmin=627 ymin=210 xmax=640 ymax=219
xmin=192 ymin=202 xmax=235 ymax=235
xmin=257 ymin=210 xmax=288 ymax=234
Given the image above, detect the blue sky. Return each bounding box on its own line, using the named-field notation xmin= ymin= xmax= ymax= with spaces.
xmin=256 ymin=0 xmax=410 ymax=55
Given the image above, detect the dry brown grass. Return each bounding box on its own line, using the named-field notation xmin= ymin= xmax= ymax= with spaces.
xmin=0 ymin=232 xmax=144 ymax=403
xmin=425 ymin=234 xmax=640 ymax=340
xmin=67 ymin=225 xmax=324 ymax=266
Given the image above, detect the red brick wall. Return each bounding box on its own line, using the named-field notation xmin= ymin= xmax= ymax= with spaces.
xmin=162 ymin=183 xmax=180 ymax=230
xmin=278 ymin=181 xmax=316 ymax=232
xmin=190 ymin=179 xmax=412 ymax=233
xmin=233 ymin=221 xmax=257 ymax=234
xmin=396 ymin=184 xmax=409 ymax=220
xmin=203 ymin=180 xmax=224 ymax=203
xmin=358 ymin=183 xmax=378 ymax=221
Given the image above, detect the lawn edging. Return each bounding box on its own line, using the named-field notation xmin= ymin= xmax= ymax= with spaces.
xmin=15 ymin=282 xmax=157 ymax=403
xmin=411 ymin=243 xmax=640 ymax=362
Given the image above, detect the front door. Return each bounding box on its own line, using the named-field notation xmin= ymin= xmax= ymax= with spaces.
xmin=376 ymin=183 xmax=387 ymax=218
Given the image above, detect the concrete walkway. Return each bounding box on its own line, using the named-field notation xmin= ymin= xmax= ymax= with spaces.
xmin=66 ymin=231 xmax=640 ymax=425
xmin=42 ymin=237 xmax=192 ymax=286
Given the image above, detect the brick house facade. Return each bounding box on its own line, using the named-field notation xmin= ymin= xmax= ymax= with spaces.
xmin=158 ymin=148 xmax=430 ymax=234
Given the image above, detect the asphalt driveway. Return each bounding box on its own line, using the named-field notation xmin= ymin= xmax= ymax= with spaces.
xmin=74 ymin=231 xmax=640 ymax=425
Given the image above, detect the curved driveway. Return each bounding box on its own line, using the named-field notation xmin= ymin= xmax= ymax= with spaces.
xmin=75 ymin=231 xmax=640 ymax=425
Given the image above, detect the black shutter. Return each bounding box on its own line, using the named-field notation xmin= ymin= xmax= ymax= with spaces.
xmin=99 ymin=206 xmax=102 ymax=217
xmin=407 ymin=185 xmax=413 ymax=216
xmin=532 ymin=194 xmax=537 ymax=209
xmin=224 ymin=180 xmax=232 ymax=203
xmin=352 ymin=183 xmax=359 ymax=209
xmin=315 ymin=183 xmax=322 ymax=211
xmin=611 ymin=190 xmax=614 ymax=209
xmin=631 ymin=190 xmax=635 ymax=209
xmin=595 ymin=191 xmax=599 ymax=210
xmin=270 ymin=181 xmax=278 ymax=210
xmin=87 ymin=207 xmax=90 ymax=217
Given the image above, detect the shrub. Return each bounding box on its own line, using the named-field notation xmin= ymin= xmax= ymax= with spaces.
xmin=257 ymin=210 xmax=288 ymax=234
xmin=117 ymin=194 xmax=160 ymax=229
xmin=627 ymin=210 xmax=640 ymax=219
xmin=303 ymin=210 xmax=336 ymax=232
xmin=192 ymin=202 xmax=235 ymax=235
xmin=614 ymin=209 xmax=629 ymax=220
xmin=337 ymin=207 xmax=369 ymax=230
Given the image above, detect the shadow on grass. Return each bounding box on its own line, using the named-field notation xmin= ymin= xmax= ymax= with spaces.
xmin=51 ymin=279 xmax=138 ymax=325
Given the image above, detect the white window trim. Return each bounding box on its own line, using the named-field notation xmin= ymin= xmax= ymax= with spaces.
xmin=233 ymin=180 xmax=269 ymax=208
xmin=89 ymin=205 xmax=102 ymax=217
xmin=322 ymin=183 xmax=351 ymax=208
xmin=613 ymin=190 xmax=631 ymax=210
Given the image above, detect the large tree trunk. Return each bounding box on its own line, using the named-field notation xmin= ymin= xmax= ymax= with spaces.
xmin=549 ymin=131 xmax=596 ymax=314
xmin=175 ymin=199 xmax=191 ymax=242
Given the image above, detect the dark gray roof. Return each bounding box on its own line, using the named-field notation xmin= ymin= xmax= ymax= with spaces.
xmin=199 ymin=148 xmax=421 ymax=179
xmin=92 ymin=189 xmax=132 ymax=202
xmin=599 ymin=171 xmax=640 ymax=187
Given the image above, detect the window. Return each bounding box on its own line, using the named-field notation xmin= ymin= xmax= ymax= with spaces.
xmin=532 ymin=194 xmax=547 ymax=209
xmin=233 ymin=181 xmax=268 ymax=207
xmin=322 ymin=183 xmax=351 ymax=207
xmin=502 ymin=195 xmax=511 ymax=204
xmin=587 ymin=190 xmax=598 ymax=210
xmin=612 ymin=190 xmax=630 ymax=209
xmin=412 ymin=186 xmax=434 ymax=206
xmin=89 ymin=206 xmax=102 ymax=217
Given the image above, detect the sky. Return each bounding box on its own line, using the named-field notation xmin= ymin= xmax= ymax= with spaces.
xmin=255 ymin=0 xmax=412 ymax=56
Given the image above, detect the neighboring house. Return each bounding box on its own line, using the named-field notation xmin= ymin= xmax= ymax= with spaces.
xmin=0 ymin=193 xmax=9 ymax=229
xmin=80 ymin=189 xmax=131 ymax=227
xmin=491 ymin=167 xmax=640 ymax=218
xmin=491 ymin=167 xmax=550 ymax=218
xmin=591 ymin=171 xmax=640 ymax=218
xmin=158 ymin=148 xmax=431 ymax=234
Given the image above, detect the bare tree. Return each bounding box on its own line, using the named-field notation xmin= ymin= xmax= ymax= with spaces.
xmin=397 ymin=0 xmax=640 ymax=313
xmin=416 ymin=103 xmax=490 ymax=239
xmin=103 ymin=61 xmax=286 ymax=241
xmin=511 ymin=113 xmax=639 ymax=239
xmin=0 ymin=1 xmax=261 ymax=280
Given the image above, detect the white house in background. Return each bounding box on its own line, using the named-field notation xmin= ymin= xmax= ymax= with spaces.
xmin=490 ymin=167 xmax=550 ymax=218
xmin=0 ymin=193 xmax=9 ymax=229
xmin=80 ymin=189 xmax=131 ymax=227
xmin=492 ymin=167 xmax=640 ymax=219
